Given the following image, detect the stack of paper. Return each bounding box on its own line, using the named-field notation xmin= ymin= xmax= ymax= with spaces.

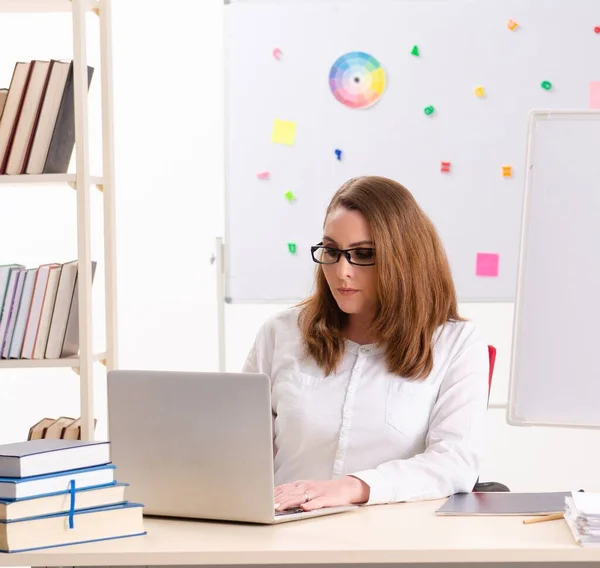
xmin=565 ymin=492 xmax=600 ymax=547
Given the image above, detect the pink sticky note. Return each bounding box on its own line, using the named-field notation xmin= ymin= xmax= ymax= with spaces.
xmin=476 ymin=253 xmax=499 ymax=277
xmin=590 ymin=81 xmax=600 ymax=109
xmin=257 ymin=171 xmax=270 ymax=180
xmin=272 ymin=48 xmax=283 ymax=60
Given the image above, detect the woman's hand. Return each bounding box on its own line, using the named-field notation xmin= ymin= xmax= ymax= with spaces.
xmin=274 ymin=476 xmax=370 ymax=512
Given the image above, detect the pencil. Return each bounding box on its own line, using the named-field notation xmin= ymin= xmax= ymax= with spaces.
xmin=523 ymin=512 xmax=564 ymax=524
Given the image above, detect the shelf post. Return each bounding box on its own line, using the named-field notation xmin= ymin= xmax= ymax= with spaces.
xmin=98 ymin=0 xmax=119 ymax=373
xmin=72 ymin=0 xmax=94 ymax=441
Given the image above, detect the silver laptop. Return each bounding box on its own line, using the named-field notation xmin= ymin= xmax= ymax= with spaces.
xmin=107 ymin=370 xmax=356 ymax=524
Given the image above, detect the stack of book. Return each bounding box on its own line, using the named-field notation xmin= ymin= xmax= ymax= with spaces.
xmin=565 ymin=491 xmax=600 ymax=547
xmin=0 ymin=439 xmax=144 ymax=553
xmin=0 ymin=59 xmax=94 ymax=175
xmin=0 ymin=260 xmax=96 ymax=360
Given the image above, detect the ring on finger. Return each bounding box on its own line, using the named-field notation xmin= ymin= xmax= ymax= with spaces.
xmin=303 ymin=491 xmax=310 ymax=503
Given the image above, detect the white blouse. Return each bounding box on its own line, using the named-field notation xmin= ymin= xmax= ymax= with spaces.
xmin=242 ymin=307 xmax=489 ymax=505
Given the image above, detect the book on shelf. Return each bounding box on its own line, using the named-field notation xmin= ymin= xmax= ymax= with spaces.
xmin=0 ymin=439 xmax=143 ymax=553
xmin=42 ymin=416 xmax=75 ymax=440
xmin=20 ymin=263 xmax=60 ymax=359
xmin=27 ymin=418 xmax=55 ymax=441
xmin=0 ymin=260 xmax=97 ymax=360
xmin=0 ymin=59 xmax=94 ymax=176
xmin=28 ymin=416 xmax=98 ymax=441
xmin=32 ymin=61 xmax=94 ymax=174
xmin=0 ymin=265 xmax=24 ymax=353
xmin=0 ymin=62 xmax=31 ymax=174
xmin=7 ymin=267 xmax=37 ymax=359
xmin=31 ymin=263 xmax=62 ymax=359
xmin=46 ymin=259 xmax=97 ymax=359
xmin=0 ymin=268 xmax=26 ymax=358
xmin=5 ymin=60 xmax=52 ymax=175
xmin=0 ymin=89 xmax=8 ymax=118
xmin=64 ymin=417 xmax=98 ymax=440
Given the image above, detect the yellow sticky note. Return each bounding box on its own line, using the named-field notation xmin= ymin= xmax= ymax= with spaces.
xmin=272 ymin=119 xmax=296 ymax=146
xmin=474 ymin=86 xmax=485 ymax=98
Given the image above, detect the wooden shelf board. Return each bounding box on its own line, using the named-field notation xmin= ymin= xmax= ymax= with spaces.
xmin=0 ymin=0 xmax=99 ymax=13
xmin=0 ymin=174 xmax=103 ymax=186
xmin=0 ymin=352 xmax=106 ymax=369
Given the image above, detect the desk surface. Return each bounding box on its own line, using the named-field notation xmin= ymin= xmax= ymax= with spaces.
xmin=1 ymin=499 xmax=599 ymax=565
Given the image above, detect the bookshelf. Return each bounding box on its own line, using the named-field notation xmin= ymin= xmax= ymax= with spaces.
xmin=0 ymin=0 xmax=118 ymax=441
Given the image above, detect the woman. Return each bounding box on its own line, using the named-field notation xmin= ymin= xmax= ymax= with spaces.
xmin=243 ymin=176 xmax=489 ymax=512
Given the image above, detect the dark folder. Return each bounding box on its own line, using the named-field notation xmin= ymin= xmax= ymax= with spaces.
xmin=435 ymin=492 xmax=571 ymax=516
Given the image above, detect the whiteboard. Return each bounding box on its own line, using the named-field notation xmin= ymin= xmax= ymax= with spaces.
xmin=224 ymin=0 xmax=600 ymax=303
xmin=507 ymin=110 xmax=600 ymax=429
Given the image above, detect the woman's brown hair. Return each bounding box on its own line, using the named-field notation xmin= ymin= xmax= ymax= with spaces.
xmin=298 ymin=175 xmax=463 ymax=380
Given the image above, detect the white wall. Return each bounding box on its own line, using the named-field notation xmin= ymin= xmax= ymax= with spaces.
xmin=0 ymin=0 xmax=598 ymax=494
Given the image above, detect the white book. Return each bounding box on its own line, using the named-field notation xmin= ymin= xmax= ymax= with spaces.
xmin=32 ymin=265 xmax=61 ymax=359
xmin=8 ymin=268 xmax=37 ymax=359
xmin=44 ymin=260 xmax=78 ymax=359
xmin=0 ymin=482 xmax=126 ymax=522
xmin=20 ymin=264 xmax=58 ymax=359
xmin=0 ymin=464 xmax=115 ymax=501
xmin=0 ymin=501 xmax=144 ymax=554
xmin=0 ymin=439 xmax=110 ymax=479
xmin=1 ymin=270 xmax=26 ymax=358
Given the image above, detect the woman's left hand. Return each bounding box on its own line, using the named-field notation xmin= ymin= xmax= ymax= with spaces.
xmin=274 ymin=476 xmax=370 ymax=512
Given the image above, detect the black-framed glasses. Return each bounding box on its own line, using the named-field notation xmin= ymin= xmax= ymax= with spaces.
xmin=310 ymin=243 xmax=376 ymax=266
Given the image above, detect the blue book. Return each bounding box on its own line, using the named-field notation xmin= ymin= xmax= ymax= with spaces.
xmin=0 ymin=501 xmax=145 ymax=553
xmin=0 ymin=439 xmax=110 ymax=478
xmin=0 ymin=464 xmax=116 ymax=501
xmin=0 ymin=482 xmax=127 ymax=522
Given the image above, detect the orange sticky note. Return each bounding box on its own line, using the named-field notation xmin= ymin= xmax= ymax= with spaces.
xmin=476 ymin=253 xmax=499 ymax=277
xmin=272 ymin=119 xmax=296 ymax=146
xmin=507 ymin=19 xmax=519 ymax=31
xmin=590 ymin=82 xmax=600 ymax=109
xmin=502 ymin=165 xmax=512 ymax=178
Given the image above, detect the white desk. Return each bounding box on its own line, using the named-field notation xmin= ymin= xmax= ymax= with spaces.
xmin=1 ymin=500 xmax=599 ymax=565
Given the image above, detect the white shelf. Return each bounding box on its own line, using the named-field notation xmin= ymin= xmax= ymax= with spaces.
xmin=0 ymin=0 xmax=99 ymax=13
xmin=0 ymin=352 xmax=106 ymax=369
xmin=0 ymin=174 xmax=103 ymax=186
xmin=0 ymin=0 xmax=118 ymax=441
